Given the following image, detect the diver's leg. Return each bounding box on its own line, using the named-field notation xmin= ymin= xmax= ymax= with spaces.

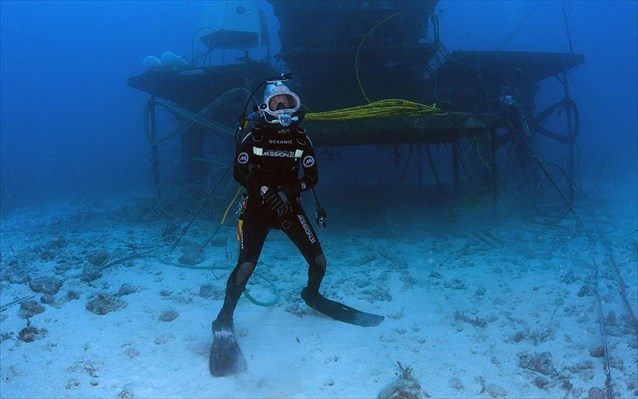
xmin=281 ymin=210 xmax=326 ymax=299
xmin=279 ymin=211 xmax=384 ymax=327
xmin=213 ymin=215 xmax=269 ymax=332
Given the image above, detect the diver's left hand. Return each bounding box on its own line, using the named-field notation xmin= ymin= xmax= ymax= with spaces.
xmin=261 ymin=186 xmax=291 ymax=218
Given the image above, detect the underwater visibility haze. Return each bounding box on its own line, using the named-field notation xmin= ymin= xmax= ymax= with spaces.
xmin=0 ymin=1 xmax=636 ymax=398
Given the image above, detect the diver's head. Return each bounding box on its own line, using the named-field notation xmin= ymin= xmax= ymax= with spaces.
xmin=259 ymin=81 xmax=301 ymax=127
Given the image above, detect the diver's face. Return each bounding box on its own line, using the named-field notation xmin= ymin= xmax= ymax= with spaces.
xmin=269 ymin=94 xmax=294 ymax=111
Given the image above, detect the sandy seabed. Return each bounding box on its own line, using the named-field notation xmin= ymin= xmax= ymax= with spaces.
xmin=1 ymin=191 xmax=636 ymax=399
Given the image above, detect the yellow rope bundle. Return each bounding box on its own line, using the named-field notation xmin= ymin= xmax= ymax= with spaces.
xmin=305 ymin=99 xmax=441 ymax=121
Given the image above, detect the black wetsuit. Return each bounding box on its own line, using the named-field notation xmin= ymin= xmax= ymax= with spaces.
xmin=214 ymin=122 xmax=326 ymax=329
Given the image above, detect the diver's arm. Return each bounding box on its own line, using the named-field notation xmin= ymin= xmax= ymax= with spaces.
xmin=233 ymin=133 xmax=253 ymax=187
xmin=299 ymin=136 xmax=318 ymax=191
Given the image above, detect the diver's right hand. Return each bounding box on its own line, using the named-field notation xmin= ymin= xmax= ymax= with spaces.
xmin=261 ymin=186 xmax=291 ymax=218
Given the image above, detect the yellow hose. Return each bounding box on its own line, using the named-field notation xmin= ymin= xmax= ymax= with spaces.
xmin=220 ymin=186 xmax=243 ymax=225
xmin=305 ymin=99 xmax=441 ymax=121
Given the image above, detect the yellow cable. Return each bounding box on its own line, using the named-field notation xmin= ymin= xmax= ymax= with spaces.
xmin=306 ymin=99 xmax=441 ymax=121
xmin=220 ymin=186 xmax=243 ymax=225
xmin=355 ymin=11 xmax=403 ymax=104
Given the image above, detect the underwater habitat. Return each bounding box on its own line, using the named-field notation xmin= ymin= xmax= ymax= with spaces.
xmin=0 ymin=1 xmax=637 ymax=398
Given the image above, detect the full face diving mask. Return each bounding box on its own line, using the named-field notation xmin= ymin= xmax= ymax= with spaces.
xmin=260 ymin=81 xmax=301 ymax=127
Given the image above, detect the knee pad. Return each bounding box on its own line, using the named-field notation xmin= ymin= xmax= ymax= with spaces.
xmin=234 ymin=261 xmax=256 ymax=286
xmin=314 ymin=254 xmax=326 ymax=271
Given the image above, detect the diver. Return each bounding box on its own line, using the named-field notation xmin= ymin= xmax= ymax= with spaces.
xmin=210 ymin=79 xmax=383 ymax=377
xmin=213 ymin=80 xmax=325 ymax=333
xmin=498 ymin=69 xmax=531 ymax=137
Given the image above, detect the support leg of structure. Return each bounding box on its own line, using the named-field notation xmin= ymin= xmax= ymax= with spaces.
xmin=148 ymin=98 xmax=160 ymax=199
xmin=489 ymin=129 xmax=498 ymax=203
xmin=452 ymin=139 xmax=460 ymax=193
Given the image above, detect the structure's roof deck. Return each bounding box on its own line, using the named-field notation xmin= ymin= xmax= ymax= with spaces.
xmin=127 ymin=62 xmax=276 ymax=107
xmin=127 ymin=51 xmax=582 ymax=148
xmin=305 ymin=113 xmax=511 ymax=147
xmin=433 ymin=50 xmax=585 ymax=86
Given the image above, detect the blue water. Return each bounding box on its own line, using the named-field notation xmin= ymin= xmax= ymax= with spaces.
xmin=0 ymin=1 xmax=636 ymax=398
xmin=1 ymin=1 xmax=636 ymax=213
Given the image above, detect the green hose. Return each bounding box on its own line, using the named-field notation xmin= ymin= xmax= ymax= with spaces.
xmin=243 ymin=271 xmax=280 ymax=307
xmin=168 ymin=261 xmax=280 ymax=307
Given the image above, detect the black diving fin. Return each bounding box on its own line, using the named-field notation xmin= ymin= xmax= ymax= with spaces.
xmin=302 ymin=288 xmax=384 ymax=327
xmin=209 ymin=326 xmax=247 ymax=377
